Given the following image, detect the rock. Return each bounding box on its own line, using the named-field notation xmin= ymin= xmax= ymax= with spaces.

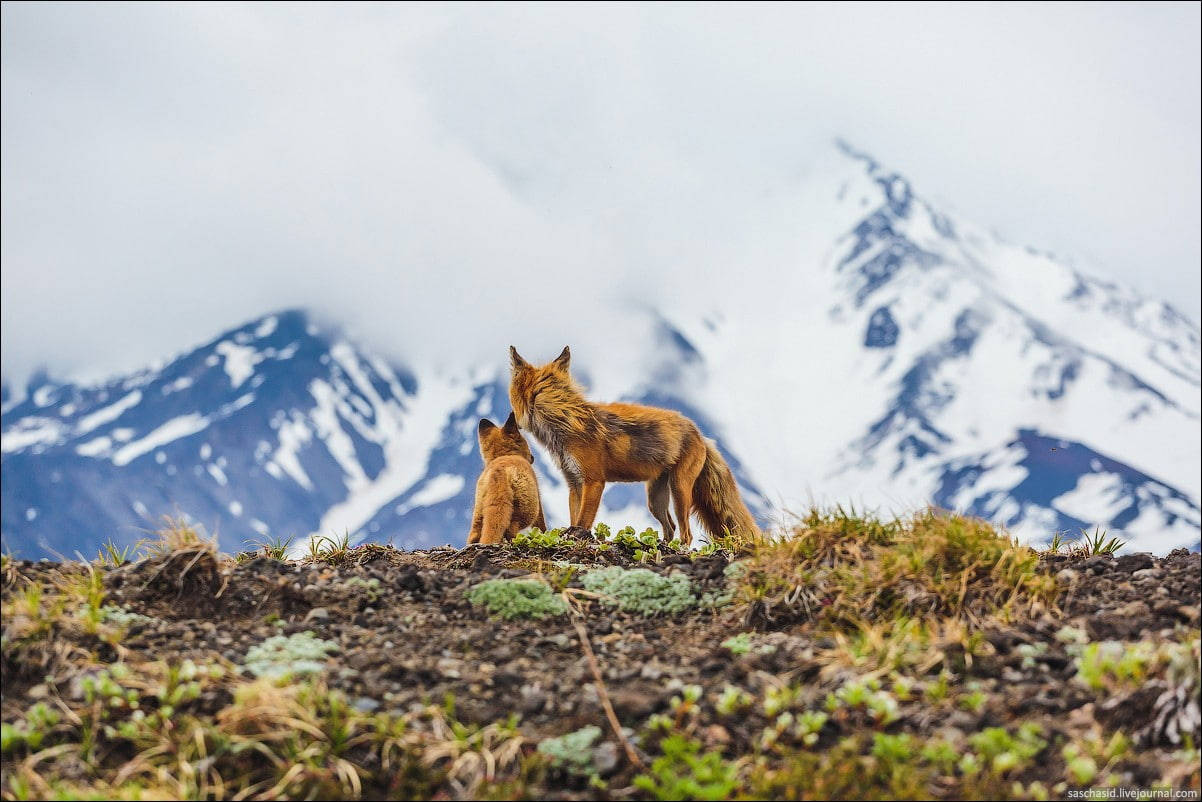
xmin=610 ymin=687 xmax=661 ymax=719
xmin=1132 ymin=568 xmax=1162 ymax=581
xmin=1056 ymin=568 xmax=1079 ymax=584
xmin=1080 ymin=556 xmax=1112 ymax=574
xmin=305 ymin=607 xmax=330 ymax=622
xmin=640 ymin=661 xmax=665 ymax=680
xmin=1114 ymin=600 xmax=1150 ymax=619
xmin=592 ymin=741 xmax=619 ymax=776
xmin=1115 ymin=553 xmax=1154 ymax=573
xmin=1177 ymin=605 xmax=1201 ymax=623
xmin=352 ymin=697 xmax=380 ymax=713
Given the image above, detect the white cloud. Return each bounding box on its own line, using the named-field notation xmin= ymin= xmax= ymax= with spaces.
xmin=2 ymin=2 xmax=1198 ymax=387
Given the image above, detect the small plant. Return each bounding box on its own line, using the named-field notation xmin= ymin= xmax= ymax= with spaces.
xmin=721 ymin=632 xmax=754 ymax=656
xmin=511 ymin=527 xmax=568 ymax=549
xmin=605 ymin=526 xmax=665 ymax=561
xmin=100 ymin=604 xmax=155 ymax=629
xmin=143 ymin=517 xmax=218 ymax=557
xmin=825 ymin=677 xmax=899 ymax=724
xmin=1 ymin=702 xmax=62 ymax=754
xmin=346 ymin=576 xmax=382 ymax=602
xmin=307 ymin=531 xmax=353 ymax=563
xmin=242 ymin=630 xmax=340 ymax=679
xmin=968 ymin=723 xmax=1047 ymax=776
xmin=95 ymin=539 xmax=139 ymax=567
xmin=764 ymin=684 xmax=800 ymax=717
xmin=538 ymin=726 xmax=602 ymax=779
xmin=794 ymin=710 xmax=828 ymax=746
xmin=1074 ymin=641 xmax=1155 ymax=691
xmin=581 ymin=566 xmax=696 ymax=616
xmin=958 ymin=688 xmax=988 ymax=714
xmin=250 ymin=534 xmax=294 ymax=560
xmin=715 ymin=685 xmax=753 ymax=716
xmin=634 ymin=734 xmax=738 ymax=801
xmin=1079 ymin=527 xmax=1124 ymax=556
xmin=465 ymin=578 xmax=569 ymax=620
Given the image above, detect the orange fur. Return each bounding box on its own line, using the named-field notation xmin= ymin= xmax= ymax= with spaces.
xmin=467 ymin=413 xmax=546 ymax=545
xmin=509 ymin=346 xmax=757 ymax=545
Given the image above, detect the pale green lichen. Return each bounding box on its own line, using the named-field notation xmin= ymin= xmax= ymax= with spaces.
xmin=99 ymin=605 xmax=156 ymax=628
xmin=242 ymin=631 xmax=339 ymax=679
xmin=537 ymin=725 xmax=602 ymax=777
xmin=581 ymin=566 xmax=696 ymax=616
xmin=465 ymin=578 xmax=568 ymax=620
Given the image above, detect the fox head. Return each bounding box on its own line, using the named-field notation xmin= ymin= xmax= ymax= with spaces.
xmin=508 ymin=345 xmax=579 ymax=429
xmin=478 ymin=412 xmax=534 ymax=464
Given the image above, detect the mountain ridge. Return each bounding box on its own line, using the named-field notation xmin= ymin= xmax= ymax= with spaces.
xmin=3 ymin=143 xmax=1199 ymax=558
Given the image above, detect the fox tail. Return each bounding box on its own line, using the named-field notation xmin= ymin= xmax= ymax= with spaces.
xmin=692 ymin=440 xmax=759 ymax=541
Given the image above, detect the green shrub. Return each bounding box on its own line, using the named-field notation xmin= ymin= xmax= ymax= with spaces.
xmin=465 ymin=578 xmax=568 ymax=620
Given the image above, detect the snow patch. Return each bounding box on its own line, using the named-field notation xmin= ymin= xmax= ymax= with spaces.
xmin=75 ymin=391 xmax=143 ymax=435
xmin=215 ymin=341 xmax=263 ymax=387
xmin=75 ymin=436 xmax=112 ymax=457
xmin=392 ymin=474 xmax=466 ymax=516
xmin=112 ymin=414 xmax=209 ymax=466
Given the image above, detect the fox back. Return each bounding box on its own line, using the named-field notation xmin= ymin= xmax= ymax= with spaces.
xmin=468 ymin=413 xmax=544 ymax=545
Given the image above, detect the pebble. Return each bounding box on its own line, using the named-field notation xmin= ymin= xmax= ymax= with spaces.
xmin=353 ymin=697 xmax=380 ymax=713
xmin=592 ymin=742 xmax=619 ymax=776
xmin=1113 ymin=600 xmax=1150 ymax=619
xmin=1056 ymin=568 xmax=1079 ymax=584
xmin=1131 ymin=568 xmax=1161 ymax=580
xmin=305 ymin=607 xmax=330 ymax=621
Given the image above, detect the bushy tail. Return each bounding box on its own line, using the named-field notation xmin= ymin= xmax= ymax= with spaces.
xmin=692 ymin=441 xmax=758 ymax=541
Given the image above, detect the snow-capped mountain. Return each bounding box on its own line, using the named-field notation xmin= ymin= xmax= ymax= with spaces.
xmin=3 ymin=143 xmax=1198 ymax=558
xmin=0 ymin=309 xmax=766 ymax=559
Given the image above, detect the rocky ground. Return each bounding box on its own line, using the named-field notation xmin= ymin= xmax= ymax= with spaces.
xmin=2 ymin=516 xmax=1200 ymax=800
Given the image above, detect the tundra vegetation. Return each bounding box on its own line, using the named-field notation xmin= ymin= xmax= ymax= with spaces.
xmin=1 ymin=509 xmax=1198 ymax=800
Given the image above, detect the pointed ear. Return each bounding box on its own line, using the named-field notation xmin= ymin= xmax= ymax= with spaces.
xmin=502 ymin=411 xmax=520 ymax=434
xmin=552 ymin=345 xmax=571 ymax=370
xmin=509 ymin=346 xmax=530 ymax=371
xmin=478 ymin=418 xmax=496 ymax=435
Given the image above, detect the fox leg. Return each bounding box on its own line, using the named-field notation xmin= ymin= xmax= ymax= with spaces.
xmin=576 ymin=481 xmax=606 ymax=531
xmin=467 ymin=501 xmax=484 ymax=545
xmin=568 ymin=484 xmax=582 ymax=527
xmin=669 ymin=437 xmax=707 ymax=546
xmin=479 ymin=497 xmax=513 ymax=546
xmin=646 ymin=472 xmax=675 ymax=541
xmin=534 ymin=505 xmax=547 ymax=531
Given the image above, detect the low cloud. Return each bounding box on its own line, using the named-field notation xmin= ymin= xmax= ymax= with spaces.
xmin=2 ymin=3 xmax=1198 ymax=387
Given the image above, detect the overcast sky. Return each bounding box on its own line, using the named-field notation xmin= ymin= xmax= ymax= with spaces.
xmin=2 ymin=2 xmax=1199 ymax=387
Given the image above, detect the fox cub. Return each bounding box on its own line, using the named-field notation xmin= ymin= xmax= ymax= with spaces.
xmin=467 ymin=412 xmax=546 ymax=545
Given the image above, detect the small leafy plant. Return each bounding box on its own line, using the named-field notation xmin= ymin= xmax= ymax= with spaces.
xmin=465 ymin=578 xmax=569 ymax=620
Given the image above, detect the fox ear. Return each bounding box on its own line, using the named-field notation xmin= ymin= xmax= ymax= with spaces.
xmin=509 ymin=346 xmax=530 ymax=371
xmin=502 ymin=411 xmax=520 ymax=434
xmin=478 ymin=418 xmax=496 ymax=434
xmin=552 ymin=345 xmax=571 ymax=370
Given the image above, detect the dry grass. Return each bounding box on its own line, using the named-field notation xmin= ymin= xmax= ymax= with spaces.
xmin=736 ymin=507 xmax=1057 ymax=632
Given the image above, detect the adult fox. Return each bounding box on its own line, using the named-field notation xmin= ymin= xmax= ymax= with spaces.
xmin=508 ymin=345 xmax=757 ymax=545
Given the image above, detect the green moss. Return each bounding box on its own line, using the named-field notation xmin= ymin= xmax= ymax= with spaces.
xmin=581 ymin=566 xmax=696 ymax=616
xmin=465 ymin=578 xmax=568 ymax=620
